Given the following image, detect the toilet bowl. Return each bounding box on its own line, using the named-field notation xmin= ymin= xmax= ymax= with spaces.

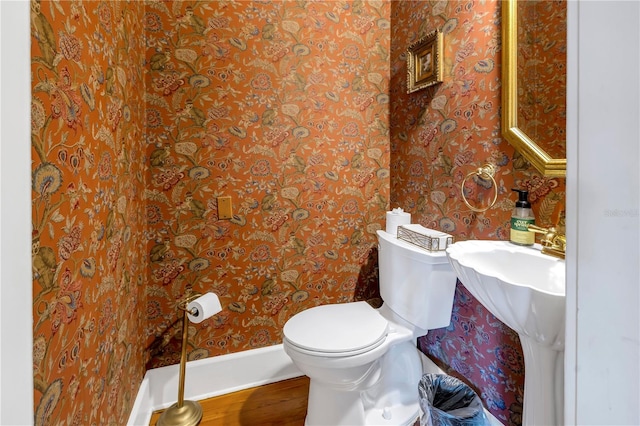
xmin=283 ymin=230 xmax=458 ymax=426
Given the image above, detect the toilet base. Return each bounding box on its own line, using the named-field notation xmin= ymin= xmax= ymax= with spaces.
xmin=363 ymin=403 xmax=419 ymax=426
xmin=302 ymin=341 xmax=424 ymax=426
xmin=304 ymin=382 xmax=420 ymax=426
xmin=305 ymin=382 xmax=366 ymax=425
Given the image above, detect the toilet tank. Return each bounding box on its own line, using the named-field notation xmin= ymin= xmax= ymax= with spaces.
xmin=376 ymin=230 xmax=457 ymax=330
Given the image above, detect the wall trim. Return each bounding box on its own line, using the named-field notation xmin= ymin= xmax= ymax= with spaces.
xmin=0 ymin=2 xmax=34 ymax=424
xmin=128 ymin=344 xmax=502 ymax=426
xmin=127 ymin=344 xmax=302 ymax=426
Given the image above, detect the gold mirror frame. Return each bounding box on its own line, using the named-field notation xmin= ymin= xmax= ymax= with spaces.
xmin=502 ymin=0 xmax=566 ymax=178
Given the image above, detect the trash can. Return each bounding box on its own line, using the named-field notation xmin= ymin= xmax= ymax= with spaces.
xmin=418 ymin=374 xmax=490 ymax=426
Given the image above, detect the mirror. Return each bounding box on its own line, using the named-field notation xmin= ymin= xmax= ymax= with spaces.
xmin=502 ymin=0 xmax=567 ymax=178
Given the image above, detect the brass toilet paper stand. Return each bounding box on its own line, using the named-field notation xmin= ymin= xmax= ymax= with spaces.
xmin=157 ymin=293 xmax=203 ymax=426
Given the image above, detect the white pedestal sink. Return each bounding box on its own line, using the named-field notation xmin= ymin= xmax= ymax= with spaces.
xmin=446 ymin=240 xmax=565 ymax=426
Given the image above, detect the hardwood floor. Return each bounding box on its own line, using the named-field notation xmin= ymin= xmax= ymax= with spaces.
xmin=150 ymin=376 xmax=310 ymax=426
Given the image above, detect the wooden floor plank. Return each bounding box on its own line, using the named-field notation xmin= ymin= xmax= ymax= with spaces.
xmin=150 ymin=376 xmax=309 ymax=426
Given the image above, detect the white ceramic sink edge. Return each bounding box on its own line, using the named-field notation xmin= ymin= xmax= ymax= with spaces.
xmin=446 ymin=240 xmax=565 ymax=296
xmin=445 ymin=240 xmax=565 ymax=349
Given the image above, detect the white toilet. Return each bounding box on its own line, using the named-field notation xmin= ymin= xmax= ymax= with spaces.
xmin=283 ymin=230 xmax=457 ymax=426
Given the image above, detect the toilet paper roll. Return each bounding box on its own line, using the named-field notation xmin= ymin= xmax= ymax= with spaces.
xmin=386 ymin=208 xmax=411 ymax=236
xmin=187 ymin=292 xmax=222 ymax=324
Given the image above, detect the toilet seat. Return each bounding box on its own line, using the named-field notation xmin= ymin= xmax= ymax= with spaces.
xmin=283 ymin=301 xmax=388 ymax=357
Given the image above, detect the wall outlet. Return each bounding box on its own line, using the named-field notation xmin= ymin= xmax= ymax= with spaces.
xmin=217 ymin=196 xmax=232 ymax=220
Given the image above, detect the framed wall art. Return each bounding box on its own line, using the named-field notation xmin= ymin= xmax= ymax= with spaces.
xmin=407 ymin=29 xmax=443 ymax=93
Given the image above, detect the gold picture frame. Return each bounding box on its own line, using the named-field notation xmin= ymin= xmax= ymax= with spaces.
xmin=407 ymin=29 xmax=443 ymax=93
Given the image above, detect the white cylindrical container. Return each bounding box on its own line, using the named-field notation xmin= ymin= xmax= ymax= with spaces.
xmin=386 ymin=208 xmax=411 ymax=236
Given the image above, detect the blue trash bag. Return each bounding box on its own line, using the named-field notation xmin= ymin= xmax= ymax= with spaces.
xmin=418 ymin=374 xmax=491 ymax=426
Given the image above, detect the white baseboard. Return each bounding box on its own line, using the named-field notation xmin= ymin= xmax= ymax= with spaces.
xmin=128 ymin=344 xmax=503 ymax=426
xmin=127 ymin=344 xmax=302 ymax=426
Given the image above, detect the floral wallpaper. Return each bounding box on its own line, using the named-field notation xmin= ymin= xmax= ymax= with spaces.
xmin=30 ymin=0 xmax=568 ymax=424
xmin=143 ymin=0 xmax=391 ymax=366
xmin=31 ymin=0 xmax=147 ymax=424
xmin=518 ymin=0 xmax=567 ymax=159
xmin=390 ymin=1 xmax=565 ymax=425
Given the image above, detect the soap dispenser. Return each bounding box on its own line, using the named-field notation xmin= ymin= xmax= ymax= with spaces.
xmin=510 ymin=189 xmax=535 ymax=246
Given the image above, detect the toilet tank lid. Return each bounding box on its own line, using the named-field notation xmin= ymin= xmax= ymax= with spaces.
xmin=283 ymin=301 xmax=388 ymax=353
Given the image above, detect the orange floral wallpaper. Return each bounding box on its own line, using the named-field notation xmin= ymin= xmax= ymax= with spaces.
xmin=518 ymin=0 xmax=567 ymax=159
xmin=143 ymin=0 xmax=391 ymax=366
xmin=390 ymin=0 xmax=565 ymax=239
xmin=30 ymin=0 xmax=567 ymax=423
xmin=390 ymin=1 xmax=565 ymax=424
xmin=31 ymin=0 xmax=147 ymax=424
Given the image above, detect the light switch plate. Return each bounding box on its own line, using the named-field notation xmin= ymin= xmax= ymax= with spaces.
xmin=217 ymin=196 xmax=232 ymax=220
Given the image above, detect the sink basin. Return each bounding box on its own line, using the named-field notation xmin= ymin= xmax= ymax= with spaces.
xmin=446 ymin=240 xmax=566 ymax=426
xmin=446 ymin=240 xmax=565 ymax=349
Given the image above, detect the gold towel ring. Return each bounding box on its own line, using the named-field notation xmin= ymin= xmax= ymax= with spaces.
xmin=461 ymin=164 xmax=498 ymax=213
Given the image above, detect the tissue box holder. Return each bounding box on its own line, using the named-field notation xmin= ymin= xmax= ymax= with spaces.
xmin=397 ymin=225 xmax=453 ymax=252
